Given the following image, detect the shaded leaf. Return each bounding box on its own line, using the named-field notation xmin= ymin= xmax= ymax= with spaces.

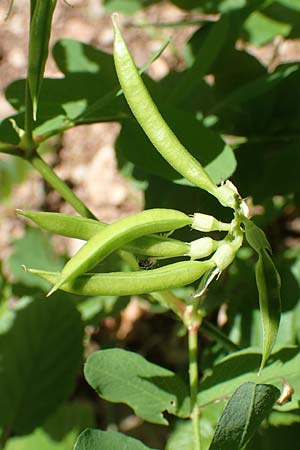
xmin=197 ymin=347 xmax=300 ymax=411
xmin=77 ymin=295 xmax=129 ymax=326
xmin=166 ymin=402 xmax=224 ymax=450
xmin=208 ymin=382 xmax=279 ymax=450
xmin=117 ymin=107 xmax=236 ymax=186
xmin=74 ymin=429 xmax=157 ymax=450
xmin=242 ymin=218 xmax=281 ymax=371
xmin=0 ymin=156 xmax=30 ymax=201
xmin=8 ymin=227 xmax=65 ymax=290
xmin=247 ymin=422 xmax=300 ymax=450
xmin=0 ymin=116 xmax=21 ymax=145
xmin=84 ymin=348 xmax=190 ymax=424
xmin=243 ymin=218 xmax=272 ymax=254
xmin=0 ymin=296 xmax=83 ymax=434
xmin=6 ymin=401 xmax=95 ymax=450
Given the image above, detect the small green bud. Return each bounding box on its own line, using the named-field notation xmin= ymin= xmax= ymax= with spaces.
xmin=211 ymin=237 xmax=242 ymax=271
xmin=189 ymin=237 xmax=218 ymax=260
xmin=192 ymin=213 xmax=230 ymax=232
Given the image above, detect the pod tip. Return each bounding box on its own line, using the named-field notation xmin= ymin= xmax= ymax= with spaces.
xmin=47 ymin=284 xmax=59 ymax=297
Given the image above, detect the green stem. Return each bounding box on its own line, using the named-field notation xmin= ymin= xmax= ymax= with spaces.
xmin=188 ymin=320 xmax=201 ymax=450
xmin=0 ymin=426 xmax=11 ymax=448
xmin=23 ymin=73 xmax=36 ymax=155
xmin=0 ymin=143 xmax=23 ymax=157
xmin=29 ymin=151 xmax=96 ymax=219
xmin=149 ymin=291 xmax=186 ymax=318
xmin=201 ymin=320 xmax=240 ymax=353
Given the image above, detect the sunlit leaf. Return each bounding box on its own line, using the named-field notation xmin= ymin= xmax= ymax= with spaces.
xmin=84 ymin=348 xmax=190 ymax=424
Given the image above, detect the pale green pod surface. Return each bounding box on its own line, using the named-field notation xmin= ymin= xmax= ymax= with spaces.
xmin=125 ymin=235 xmax=189 ymax=258
xmin=17 ymin=210 xmax=105 ymax=240
xmin=112 ymin=16 xmax=220 ymax=198
xmin=48 ymin=208 xmax=192 ymax=295
xmin=29 ymin=260 xmax=215 ymax=296
xmin=17 ymin=210 xmax=189 ymax=258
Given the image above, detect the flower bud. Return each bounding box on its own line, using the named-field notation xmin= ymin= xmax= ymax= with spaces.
xmin=192 ymin=213 xmax=230 ymax=232
xmin=211 ymin=241 xmax=238 ymax=271
xmin=189 ymin=237 xmax=218 ymax=260
xmin=215 ymin=184 xmax=238 ymax=209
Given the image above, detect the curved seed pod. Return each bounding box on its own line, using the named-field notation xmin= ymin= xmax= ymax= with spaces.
xmin=112 ymin=17 xmax=222 ymax=201
xmin=17 ymin=210 xmax=189 ymax=258
xmin=28 ymin=260 xmax=215 ymax=296
xmin=28 ymin=0 xmax=57 ymax=119
xmin=47 ymin=208 xmax=192 ymax=296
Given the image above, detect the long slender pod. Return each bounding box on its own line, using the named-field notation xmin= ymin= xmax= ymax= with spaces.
xmin=29 ymin=260 xmax=215 ymax=296
xmin=17 ymin=210 xmax=189 ymax=257
xmin=112 ymin=16 xmax=237 ymax=209
xmin=28 ymin=0 xmax=57 ymax=119
xmin=48 ymin=208 xmax=192 ymax=295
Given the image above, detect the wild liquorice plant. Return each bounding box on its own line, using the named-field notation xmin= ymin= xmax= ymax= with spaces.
xmin=1 ymin=1 xmax=298 ymax=450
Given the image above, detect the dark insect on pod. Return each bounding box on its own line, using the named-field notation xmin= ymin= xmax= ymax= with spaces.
xmin=138 ymin=258 xmax=157 ymax=270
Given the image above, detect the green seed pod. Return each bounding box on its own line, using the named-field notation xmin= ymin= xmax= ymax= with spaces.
xmin=28 ymin=260 xmax=215 ymax=296
xmin=112 ymin=16 xmax=222 ymax=200
xmin=17 ymin=209 xmax=189 ymax=258
xmin=189 ymin=237 xmax=218 ymax=260
xmin=192 ymin=213 xmax=230 ymax=232
xmin=47 ymin=208 xmax=192 ymax=296
xmin=28 ymin=0 xmax=57 ymax=119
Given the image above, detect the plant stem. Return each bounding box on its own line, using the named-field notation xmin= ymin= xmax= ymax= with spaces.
xmin=188 ymin=320 xmax=201 ymax=450
xmin=29 ymin=151 xmax=96 ymax=219
xmin=23 ymin=78 xmax=36 ymax=155
xmin=201 ymin=320 xmax=240 ymax=353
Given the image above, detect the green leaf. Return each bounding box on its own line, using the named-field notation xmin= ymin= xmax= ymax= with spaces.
xmin=242 ymin=218 xmax=281 ymax=371
xmin=117 ymin=107 xmax=236 ymax=186
xmin=84 ymin=348 xmax=190 ymax=424
xmin=0 ymin=295 xmax=83 ymax=434
xmin=103 ymin=0 xmax=158 ymax=14
xmin=169 ymin=15 xmax=230 ymax=104
xmin=268 ymin=409 xmax=300 ymax=426
xmin=277 ymin=0 xmax=300 ymax=10
xmin=6 ymin=401 xmax=95 ymax=450
xmin=171 ymin=0 xmax=248 ymax=13
xmin=6 ymin=37 xmax=126 ymax=135
xmin=247 ymin=423 xmax=300 ymax=449
xmin=243 ymin=218 xmax=272 ymax=254
xmin=0 ymin=156 xmax=30 ymax=201
xmin=166 ymin=402 xmax=224 ymax=450
xmin=0 ymin=116 xmax=21 ymax=145
xmin=243 ymin=11 xmax=291 ymax=46
xmin=8 ymin=227 xmax=65 ymax=290
xmin=208 ymin=382 xmax=280 ymax=450
xmin=256 ymin=251 xmax=281 ymax=372
xmin=77 ymin=295 xmax=129 ymax=326
xmin=197 ymin=347 xmax=300 ymax=411
xmin=74 ymin=429 xmax=157 ymax=450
